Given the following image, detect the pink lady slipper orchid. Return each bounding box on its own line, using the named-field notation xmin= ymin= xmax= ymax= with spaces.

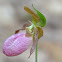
xmin=2 ymin=5 xmax=46 ymax=58
xmin=3 ymin=33 xmax=32 ymax=56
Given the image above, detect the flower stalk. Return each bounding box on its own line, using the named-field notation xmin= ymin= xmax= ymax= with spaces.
xmin=35 ymin=42 xmax=38 ymax=62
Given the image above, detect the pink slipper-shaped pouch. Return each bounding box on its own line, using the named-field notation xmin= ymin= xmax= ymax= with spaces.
xmin=2 ymin=33 xmax=32 ymax=56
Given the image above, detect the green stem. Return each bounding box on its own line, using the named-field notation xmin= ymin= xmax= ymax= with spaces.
xmin=35 ymin=42 xmax=38 ymax=62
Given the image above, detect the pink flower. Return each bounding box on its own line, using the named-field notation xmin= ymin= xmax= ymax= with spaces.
xmin=2 ymin=33 xmax=32 ymax=56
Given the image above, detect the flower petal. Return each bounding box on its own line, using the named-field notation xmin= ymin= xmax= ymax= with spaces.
xmin=29 ymin=28 xmax=39 ymax=58
xmin=15 ymin=21 xmax=31 ymax=34
xmin=3 ymin=33 xmax=32 ymax=56
xmin=24 ymin=6 xmax=40 ymax=22
xmin=37 ymin=27 xmax=43 ymax=39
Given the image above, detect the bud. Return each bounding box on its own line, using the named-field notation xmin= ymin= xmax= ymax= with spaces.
xmin=2 ymin=33 xmax=32 ymax=56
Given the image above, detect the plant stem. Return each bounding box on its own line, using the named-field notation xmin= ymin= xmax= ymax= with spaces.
xmin=35 ymin=42 xmax=38 ymax=62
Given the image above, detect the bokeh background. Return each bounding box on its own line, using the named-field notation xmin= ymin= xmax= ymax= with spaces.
xmin=0 ymin=0 xmax=62 ymax=62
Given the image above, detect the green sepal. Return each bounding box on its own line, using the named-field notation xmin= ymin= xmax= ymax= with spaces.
xmin=32 ymin=4 xmax=46 ymax=27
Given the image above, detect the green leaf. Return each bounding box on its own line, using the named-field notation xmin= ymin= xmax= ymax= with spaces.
xmin=32 ymin=4 xmax=46 ymax=27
